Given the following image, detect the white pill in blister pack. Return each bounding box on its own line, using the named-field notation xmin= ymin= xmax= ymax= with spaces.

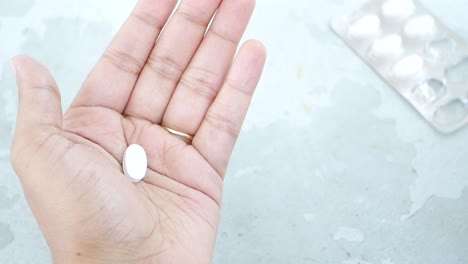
xmin=332 ymin=0 xmax=468 ymax=133
xmin=404 ymin=15 xmax=436 ymax=40
xmin=370 ymin=34 xmax=403 ymax=60
xmin=123 ymin=144 xmax=148 ymax=183
xmin=381 ymin=0 xmax=415 ymax=22
xmin=392 ymin=54 xmax=424 ymax=80
xmin=349 ymin=15 xmax=381 ymax=40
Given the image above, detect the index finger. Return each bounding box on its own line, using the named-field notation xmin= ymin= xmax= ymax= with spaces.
xmin=71 ymin=0 xmax=177 ymax=113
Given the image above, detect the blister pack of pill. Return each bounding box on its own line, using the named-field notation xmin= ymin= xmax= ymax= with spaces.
xmin=331 ymin=0 xmax=468 ymax=133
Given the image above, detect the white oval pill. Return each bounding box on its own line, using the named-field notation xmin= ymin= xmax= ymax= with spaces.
xmin=382 ymin=0 xmax=415 ymax=22
xmin=392 ymin=54 xmax=424 ymax=80
xmin=123 ymin=144 xmax=147 ymax=183
xmin=369 ymin=34 xmax=403 ymax=60
xmin=404 ymin=15 xmax=436 ymax=40
xmin=348 ymin=15 xmax=381 ymax=40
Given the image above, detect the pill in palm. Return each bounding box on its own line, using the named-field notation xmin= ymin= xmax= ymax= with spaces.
xmin=123 ymin=144 xmax=147 ymax=183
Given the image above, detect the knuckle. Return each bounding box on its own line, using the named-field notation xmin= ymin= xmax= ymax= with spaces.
xmin=146 ymin=54 xmax=184 ymax=82
xmin=225 ymin=78 xmax=253 ymax=97
xmin=30 ymin=85 xmax=61 ymax=99
xmin=130 ymin=11 xmax=164 ymax=30
xmin=19 ymin=84 xmax=61 ymax=101
xmin=204 ymin=108 xmax=239 ymax=139
xmin=176 ymin=7 xmax=208 ymax=28
xmin=180 ymin=68 xmax=220 ymax=100
xmin=102 ymin=48 xmax=143 ymax=77
xmin=208 ymin=28 xmax=237 ymax=46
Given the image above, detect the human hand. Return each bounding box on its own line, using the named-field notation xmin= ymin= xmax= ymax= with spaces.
xmin=10 ymin=0 xmax=266 ymax=263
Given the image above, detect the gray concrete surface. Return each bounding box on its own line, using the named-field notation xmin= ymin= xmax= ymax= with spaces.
xmin=1 ymin=0 xmax=467 ymax=263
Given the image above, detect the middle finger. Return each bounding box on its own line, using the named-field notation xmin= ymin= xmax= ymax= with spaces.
xmin=124 ymin=0 xmax=222 ymax=123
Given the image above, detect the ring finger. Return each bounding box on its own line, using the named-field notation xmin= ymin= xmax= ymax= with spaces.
xmin=161 ymin=0 xmax=256 ymax=137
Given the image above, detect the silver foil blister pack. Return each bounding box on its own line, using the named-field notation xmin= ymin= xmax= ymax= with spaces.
xmin=332 ymin=0 xmax=468 ymax=133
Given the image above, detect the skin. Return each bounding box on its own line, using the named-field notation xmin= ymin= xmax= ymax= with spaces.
xmin=10 ymin=0 xmax=266 ymax=263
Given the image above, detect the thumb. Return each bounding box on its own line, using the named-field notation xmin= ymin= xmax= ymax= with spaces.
xmin=11 ymin=55 xmax=63 ymax=135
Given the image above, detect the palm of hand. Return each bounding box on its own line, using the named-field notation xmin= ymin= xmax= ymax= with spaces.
xmin=10 ymin=0 xmax=265 ymax=263
xmin=64 ymin=105 xmax=222 ymax=257
xmin=55 ymin=106 xmax=221 ymax=262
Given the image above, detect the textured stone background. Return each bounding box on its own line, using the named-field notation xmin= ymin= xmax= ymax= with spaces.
xmin=1 ymin=0 xmax=467 ymax=263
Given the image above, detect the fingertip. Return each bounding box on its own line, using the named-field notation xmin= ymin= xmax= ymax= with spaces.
xmin=11 ymin=55 xmax=37 ymax=70
xmin=10 ymin=59 xmax=17 ymax=78
xmin=241 ymin=39 xmax=267 ymax=69
xmin=11 ymin=55 xmax=31 ymax=78
xmin=10 ymin=55 xmax=57 ymax=90
xmin=12 ymin=55 xmax=63 ymax=131
xmin=11 ymin=54 xmax=31 ymax=63
xmin=247 ymin=39 xmax=267 ymax=57
xmin=251 ymin=0 xmax=257 ymax=13
xmin=241 ymin=0 xmax=256 ymax=13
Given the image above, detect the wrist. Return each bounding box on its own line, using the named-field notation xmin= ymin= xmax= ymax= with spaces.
xmin=52 ymin=248 xmax=148 ymax=264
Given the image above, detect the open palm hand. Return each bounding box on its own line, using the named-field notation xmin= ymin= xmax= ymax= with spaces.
xmin=10 ymin=0 xmax=266 ymax=263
